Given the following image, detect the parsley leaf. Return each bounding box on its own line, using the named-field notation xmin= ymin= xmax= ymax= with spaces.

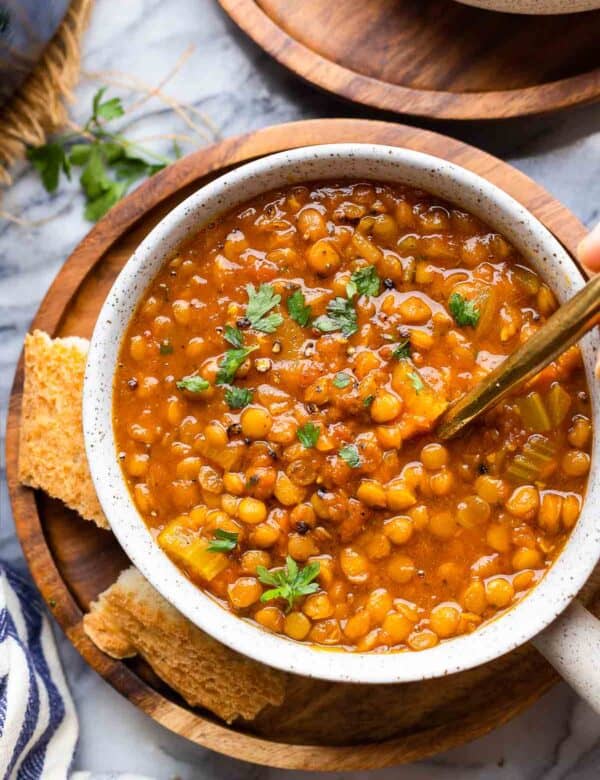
xmin=363 ymin=394 xmax=375 ymax=407
xmin=339 ymin=444 xmax=361 ymax=468
xmin=26 ymin=143 xmax=71 ymax=193
xmin=176 ymin=375 xmax=209 ymax=393
xmin=206 ymin=529 xmax=238 ymax=553
xmin=224 ymin=386 xmax=253 ymax=409
xmin=314 ymin=297 xmax=358 ymax=338
xmin=449 ymin=292 xmax=480 ymax=327
xmin=159 ymin=340 xmax=173 ymax=355
xmin=91 ymin=87 xmax=125 ymax=123
xmin=287 ymin=289 xmax=312 ymax=327
xmin=347 ymin=265 xmax=381 ymax=298
xmin=246 ymin=283 xmax=284 ymax=333
xmin=392 ymin=339 xmax=411 ymax=360
xmin=27 ymin=87 xmax=171 ymax=221
xmin=297 ymin=422 xmax=320 ymax=449
xmin=257 ymin=556 xmax=320 ymax=611
xmin=408 ymin=369 xmax=424 ymax=394
xmin=333 ymin=372 xmax=352 ymax=389
xmin=224 ymin=325 xmax=244 ymax=348
xmin=216 ymin=346 xmax=258 ymax=385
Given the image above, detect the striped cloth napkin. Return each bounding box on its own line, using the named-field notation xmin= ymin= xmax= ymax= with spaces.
xmin=1 ymin=562 xmax=156 ymax=780
xmin=0 ymin=563 xmax=78 ymax=779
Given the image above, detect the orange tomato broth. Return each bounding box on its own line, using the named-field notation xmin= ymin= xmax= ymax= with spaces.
xmin=113 ymin=180 xmax=591 ymax=652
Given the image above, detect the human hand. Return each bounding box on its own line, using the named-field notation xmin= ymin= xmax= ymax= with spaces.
xmin=578 ymin=222 xmax=600 ymax=273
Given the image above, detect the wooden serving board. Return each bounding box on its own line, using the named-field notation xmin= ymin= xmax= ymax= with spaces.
xmin=6 ymin=119 xmax=599 ymax=771
xmin=218 ymin=0 xmax=600 ymax=120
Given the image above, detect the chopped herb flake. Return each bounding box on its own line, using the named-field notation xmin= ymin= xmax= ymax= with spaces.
xmin=333 ymin=372 xmax=352 ymax=389
xmin=347 ymin=265 xmax=381 ymax=298
xmin=363 ymin=395 xmax=375 ymax=407
xmin=224 ymin=325 xmax=244 ymax=348
xmin=408 ymin=370 xmax=424 ymax=394
xmin=339 ymin=444 xmax=361 ymax=468
xmin=224 ymin=386 xmax=253 ymax=409
xmin=206 ymin=529 xmax=239 ymax=553
xmin=176 ymin=375 xmax=210 ymax=393
xmin=392 ymin=339 xmax=411 ymax=360
xmin=257 ymin=556 xmax=320 ymax=611
xmin=246 ymin=283 xmax=284 ymax=333
xmin=287 ymin=289 xmax=312 ymax=327
xmin=159 ymin=341 xmax=173 ymax=354
xmin=314 ymin=297 xmax=358 ymax=338
xmin=216 ymin=346 xmax=258 ymax=385
xmin=449 ymin=292 xmax=480 ymax=327
xmin=297 ymin=422 xmax=320 ymax=449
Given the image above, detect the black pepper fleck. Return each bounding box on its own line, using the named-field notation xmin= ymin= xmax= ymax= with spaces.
xmin=237 ymin=316 xmax=251 ymax=329
xmin=127 ymin=378 xmax=138 ymax=389
xmin=383 ymin=278 xmax=395 ymax=289
xmin=227 ymin=423 xmax=242 ymax=437
xmin=295 ymin=521 xmax=310 ymax=535
xmin=477 ymin=462 xmax=489 ymax=475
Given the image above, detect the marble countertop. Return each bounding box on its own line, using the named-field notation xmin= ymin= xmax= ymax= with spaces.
xmin=1 ymin=0 xmax=600 ymax=777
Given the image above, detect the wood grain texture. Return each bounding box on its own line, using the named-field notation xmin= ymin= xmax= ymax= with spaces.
xmin=218 ymin=0 xmax=600 ymax=120
xmin=6 ymin=118 xmax=599 ymax=770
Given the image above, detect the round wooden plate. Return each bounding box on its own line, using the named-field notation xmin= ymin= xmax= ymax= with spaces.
xmin=218 ymin=0 xmax=600 ymax=120
xmin=6 ymin=119 xmax=599 ymax=771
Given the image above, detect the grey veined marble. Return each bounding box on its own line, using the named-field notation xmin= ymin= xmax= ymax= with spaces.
xmin=1 ymin=0 xmax=599 ymax=777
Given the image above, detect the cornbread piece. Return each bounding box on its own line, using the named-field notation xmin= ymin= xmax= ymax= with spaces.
xmin=18 ymin=330 xmax=109 ymax=529
xmin=83 ymin=566 xmax=287 ymax=723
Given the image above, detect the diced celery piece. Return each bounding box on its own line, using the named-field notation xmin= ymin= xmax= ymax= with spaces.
xmin=516 ymin=392 xmax=551 ymax=433
xmin=546 ymin=383 xmax=571 ymax=427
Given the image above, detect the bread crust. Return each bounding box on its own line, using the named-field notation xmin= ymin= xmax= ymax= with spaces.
xmin=18 ymin=330 xmax=109 ymax=529
xmin=84 ymin=566 xmax=287 ymax=723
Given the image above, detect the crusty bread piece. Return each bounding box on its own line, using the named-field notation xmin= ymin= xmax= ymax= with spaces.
xmin=83 ymin=566 xmax=287 ymax=723
xmin=18 ymin=330 xmax=109 ymax=529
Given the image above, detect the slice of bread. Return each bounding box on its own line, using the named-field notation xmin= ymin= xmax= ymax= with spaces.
xmin=83 ymin=566 xmax=287 ymax=723
xmin=18 ymin=330 xmax=109 ymax=529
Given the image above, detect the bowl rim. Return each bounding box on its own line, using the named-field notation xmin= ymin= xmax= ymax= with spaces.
xmin=83 ymin=143 xmax=600 ymax=684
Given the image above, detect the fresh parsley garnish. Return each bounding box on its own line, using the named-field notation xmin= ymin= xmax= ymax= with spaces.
xmin=347 ymin=265 xmax=381 ymax=298
xmin=449 ymin=292 xmax=480 ymax=327
xmin=176 ymin=375 xmax=209 ymax=393
xmin=363 ymin=395 xmax=375 ymax=407
xmin=159 ymin=340 xmax=173 ymax=355
xmin=26 ymin=88 xmax=169 ymax=221
xmin=206 ymin=529 xmax=239 ymax=553
xmin=287 ymin=289 xmax=312 ymax=327
xmin=339 ymin=444 xmax=361 ymax=468
xmin=392 ymin=339 xmax=411 ymax=360
xmin=216 ymin=346 xmax=258 ymax=385
xmin=224 ymin=325 xmax=244 ymax=348
xmin=224 ymin=386 xmax=253 ymax=409
xmin=333 ymin=372 xmax=352 ymax=389
xmin=257 ymin=556 xmax=320 ymax=611
xmin=297 ymin=422 xmax=320 ymax=449
xmin=245 ymin=283 xmax=283 ymax=333
xmin=408 ymin=370 xmax=424 ymax=394
xmin=314 ymin=297 xmax=358 ymax=338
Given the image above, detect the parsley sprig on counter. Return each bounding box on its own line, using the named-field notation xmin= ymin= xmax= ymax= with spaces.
xmin=27 ymin=88 xmax=171 ymax=222
xmin=257 ymin=556 xmax=320 ymax=611
xmin=245 ymin=283 xmax=283 ymax=333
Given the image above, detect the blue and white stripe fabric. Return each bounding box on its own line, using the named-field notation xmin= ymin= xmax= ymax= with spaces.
xmin=0 ymin=563 xmax=78 ymax=780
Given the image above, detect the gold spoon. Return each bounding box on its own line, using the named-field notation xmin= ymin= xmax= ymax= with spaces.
xmin=436 ymin=274 xmax=600 ymax=441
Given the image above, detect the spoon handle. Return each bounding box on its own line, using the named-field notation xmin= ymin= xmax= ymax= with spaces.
xmin=437 ymin=273 xmax=600 ymax=440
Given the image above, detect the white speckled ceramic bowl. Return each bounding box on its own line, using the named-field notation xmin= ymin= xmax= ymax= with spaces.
xmin=454 ymin=0 xmax=600 ymax=13
xmin=84 ymin=144 xmax=600 ymax=710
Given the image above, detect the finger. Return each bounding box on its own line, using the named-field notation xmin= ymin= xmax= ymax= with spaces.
xmin=578 ymin=222 xmax=600 ymax=273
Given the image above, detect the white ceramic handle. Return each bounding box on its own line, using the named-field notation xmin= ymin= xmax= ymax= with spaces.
xmin=533 ymin=599 xmax=600 ymax=712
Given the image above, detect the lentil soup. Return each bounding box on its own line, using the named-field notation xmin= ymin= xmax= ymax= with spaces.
xmin=113 ymin=181 xmax=591 ymax=653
